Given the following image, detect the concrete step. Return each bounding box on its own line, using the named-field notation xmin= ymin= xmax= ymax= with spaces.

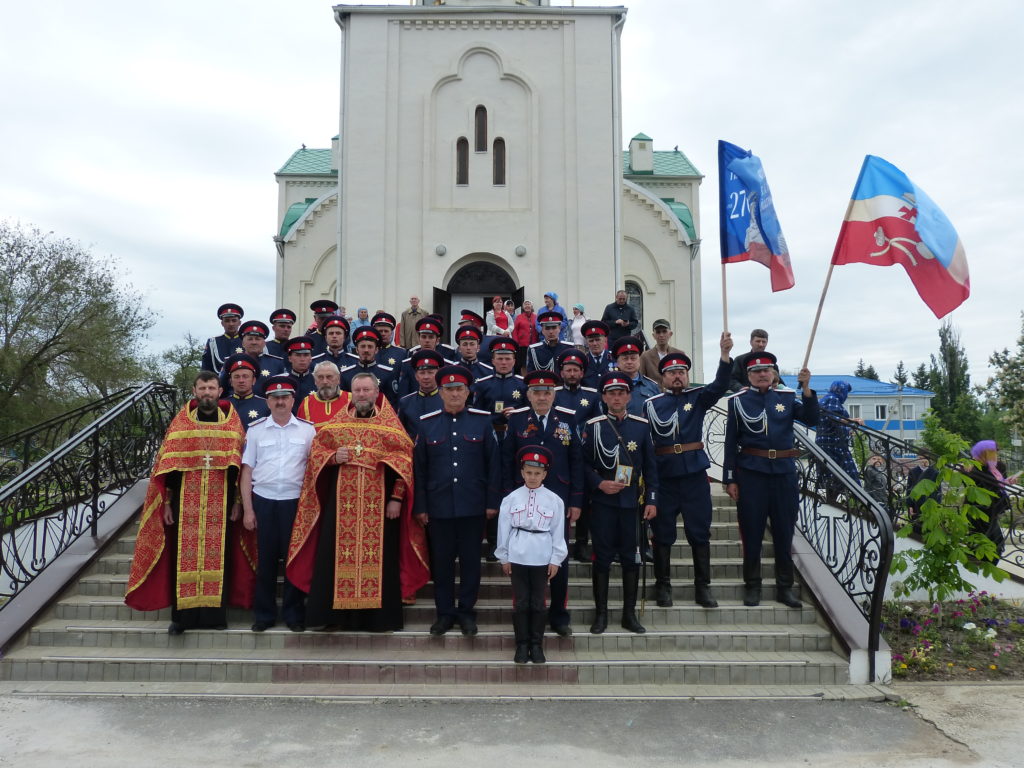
xmin=76 ymin=573 xmax=801 ymax=604
xmin=26 ymin=619 xmax=835 ymax=653
xmin=0 ymin=680 xmax=885 ymax=701
xmin=51 ymin=596 xmax=820 ymax=626
xmin=91 ymin=554 xmax=783 ymax=581
xmin=0 ymin=645 xmax=850 ymax=686
xmin=110 ymin=536 xmax=772 ymax=560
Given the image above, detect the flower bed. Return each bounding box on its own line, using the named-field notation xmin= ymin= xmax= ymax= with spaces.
xmin=882 ymin=591 xmax=1024 ymax=680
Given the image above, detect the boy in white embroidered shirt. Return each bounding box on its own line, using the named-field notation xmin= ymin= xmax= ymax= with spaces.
xmin=495 ymin=445 xmax=567 ymax=664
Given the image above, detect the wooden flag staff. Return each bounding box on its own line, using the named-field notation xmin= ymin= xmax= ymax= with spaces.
xmin=802 ymin=262 xmax=836 ymax=370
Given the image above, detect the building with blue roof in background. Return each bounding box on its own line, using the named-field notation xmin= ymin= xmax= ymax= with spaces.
xmin=780 ymin=374 xmax=933 ymax=445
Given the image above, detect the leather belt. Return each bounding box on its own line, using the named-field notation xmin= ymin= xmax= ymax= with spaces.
xmin=655 ymin=441 xmax=704 ymax=456
xmin=741 ymin=447 xmax=801 ymax=459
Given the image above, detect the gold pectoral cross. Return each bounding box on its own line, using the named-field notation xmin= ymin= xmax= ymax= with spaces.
xmin=202 ymin=454 xmax=213 ymax=470
xmin=352 ymin=442 xmax=364 ymax=459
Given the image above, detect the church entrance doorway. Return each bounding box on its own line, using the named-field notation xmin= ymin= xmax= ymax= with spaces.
xmin=433 ymin=258 xmax=522 ymax=345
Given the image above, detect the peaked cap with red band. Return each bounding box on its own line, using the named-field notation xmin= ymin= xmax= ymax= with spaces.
xmin=411 ymin=349 xmax=445 ymax=369
xmin=746 ymin=352 xmax=778 ymax=371
xmin=435 ymin=365 xmax=474 ymax=388
xmin=459 ymin=309 xmax=485 ymax=328
xmin=489 ymin=338 xmax=518 ymax=354
xmin=270 ymin=308 xmax=297 ymax=324
xmin=538 ymin=310 xmax=564 ymax=326
xmin=612 ymin=336 xmax=642 ymax=357
xmin=600 ymin=372 xmax=633 ymax=392
xmin=285 ymin=336 xmax=315 ymax=354
xmin=456 ymin=325 xmax=483 ymax=343
xmin=557 ymin=349 xmax=588 ymax=370
xmin=353 ymin=326 xmax=382 ymax=346
xmin=321 ymin=315 xmax=350 ymax=332
xmin=371 ymin=311 xmax=397 ymax=328
xmin=309 ymin=299 xmax=339 ymax=315
xmin=224 ymin=353 xmax=259 ymax=374
xmin=416 ymin=317 xmax=444 ymax=336
xmin=217 ymin=303 xmax=244 ymax=319
xmin=523 ymin=370 xmax=561 ymax=389
xmin=517 ymin=445 xmax=553 ymax=468
xmin=240 ymin=320 xmax=269 ymax=338
xmin=581 ymin=320 xmax=609 ymax=337
xmin=659 ymin=352 xmax=692 ymax=374
xmin=263 ymin=374 xmax=299 ymax=396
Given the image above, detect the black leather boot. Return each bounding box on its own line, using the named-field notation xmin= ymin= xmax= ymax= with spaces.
xmin=529 ymin=609 xmax=547 ymax=663
xmin=692 ymin=544 xmax=718 ymax=608
xmin=620 ymin=569 xmax=646 ymax=634
xmin=742 ymin=557 xmax=762 ymax=607
xmin=653 ymin=543 xmax=673 ymax=607
xmin=775 ymin=561 xmax=803 ymax=608
xmin=589 ymin=570 xmax=609 ymax=634
xmin=513 ymin=612 xmax=530 ymax=664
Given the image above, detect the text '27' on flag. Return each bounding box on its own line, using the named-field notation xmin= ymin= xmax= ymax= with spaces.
xmin=717 ymin=140 xmax=794 ymax=292
xmin=831 ymin=155 xmax=969 ymax=319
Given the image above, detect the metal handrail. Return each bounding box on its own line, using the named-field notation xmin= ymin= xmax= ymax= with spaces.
xmin=817 ymin=410 xmax=1024 ymax=576
xmin=0 ymin=382 xmax=179 ymax=610
xmin=703 ymin=404 xmax=895 ymax=682
xmin=0 ymin=388 xmax=136 ymax=485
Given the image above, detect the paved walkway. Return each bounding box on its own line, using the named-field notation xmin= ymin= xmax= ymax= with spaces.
xmin=2 ymin=684 xmax=1021 ymax=767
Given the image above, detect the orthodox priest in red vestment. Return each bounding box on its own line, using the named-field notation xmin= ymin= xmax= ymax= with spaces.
xmin=287 ymin=373 xmax=429 ymax=630
xmin=125 ymin=372 xmax=256 ymax=633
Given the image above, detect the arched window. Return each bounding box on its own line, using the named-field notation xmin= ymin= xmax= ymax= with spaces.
xmin=456 ymin=137 xmax=469 ymax=185
xmin=492 ymin=138 xmax=506 ymax=186
xmin=474 ymin=105 xmax=487 ymax=152
xmin=625 ymin=281 xmax=644 ymax=331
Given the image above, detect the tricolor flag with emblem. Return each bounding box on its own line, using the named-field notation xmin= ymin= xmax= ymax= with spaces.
xmin=831 ymin=155 xmax=969 ymax=318
xmin=718 ymin=140 xmax=795 ymax=292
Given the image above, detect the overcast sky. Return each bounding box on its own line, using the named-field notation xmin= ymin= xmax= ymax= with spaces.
xmin=1 ymin=0 xmax=1020 ymax=386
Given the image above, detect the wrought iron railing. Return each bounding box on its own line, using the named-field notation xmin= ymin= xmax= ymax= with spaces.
xmin=817 ymin=411 xmax=1024 ymax=574
xmin=704 ymin=405 xmax=894 ymax=682
xmin=0 ymin=388 xmax=136 ymax=487
xmin=0 ymin=383 xmax=179 ymax=609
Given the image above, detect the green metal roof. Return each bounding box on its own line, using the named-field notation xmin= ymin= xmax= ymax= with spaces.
xmin=276 ymin=148 xmax=335 ymax=176
xmin=662 ymin=199 xmax=696 ymax=241
xmin=280 ymin=198 xmax=317 ymax=237
xmin=631 ymin=132 xmax=652 ymax=142
xmin=623 ymin=149 xmax=701 ymax=177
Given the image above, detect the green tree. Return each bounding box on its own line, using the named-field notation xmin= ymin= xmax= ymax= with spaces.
xmin=854 ymin=359 xmax=880 ymax=380
xmin=891 ymin=416 xmax=1005 ymax=603
xmin=984 ymin=311 xmax=1024 ymax=440
xmin=892 ymin=360 xmax=909 ymax=387
xmin=926 ymin=320 xmax=982 ymax=442
xmin=912 ymin=363 xmax=932 ymax=391
xmin=160 ymin=333 xmax=204 ymax=400
xmin=0 ymin=222 xmax=157 ymax=434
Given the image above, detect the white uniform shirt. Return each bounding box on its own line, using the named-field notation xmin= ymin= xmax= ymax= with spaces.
xmin=494 ymin=484 xmax=567 ymax=567
xmin=241 ymin=414 xmax=315 ymax=500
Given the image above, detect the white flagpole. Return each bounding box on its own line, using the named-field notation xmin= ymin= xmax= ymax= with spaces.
xmin=721 ymin=261 xmax=729 ymax=334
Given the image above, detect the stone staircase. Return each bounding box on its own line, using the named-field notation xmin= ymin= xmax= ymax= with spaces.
xmin=0 ymin=492 xmax=884 ymax=700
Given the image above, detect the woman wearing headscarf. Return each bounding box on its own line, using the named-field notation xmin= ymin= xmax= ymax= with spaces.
xmin=970 ymin=440 xmax=1007 ymax=559
xmin=815 ymin=380 xmax=861 ymax=499
xmin=569 ymin=304 xmax=588 ymax=348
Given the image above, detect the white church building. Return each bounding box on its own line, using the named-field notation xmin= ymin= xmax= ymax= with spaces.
xmin=274 ymin=0 xmax=705 ymax=376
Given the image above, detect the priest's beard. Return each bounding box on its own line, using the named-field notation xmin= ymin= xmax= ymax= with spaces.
xmin=354 ymin=400 xmax=375 ymax=418
xmin=318 ymin=385 xmax=340 ymax=400
xmin=196 ymin=395 xmax=219 ymax=416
